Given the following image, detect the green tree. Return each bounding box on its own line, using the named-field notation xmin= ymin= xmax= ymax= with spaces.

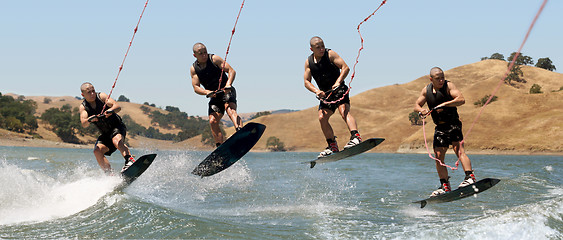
xmin=266 ymin=136 xmax=286 ymax=151
xmin=165 ymin=106 xmax=180 ymax=112
xmin=121 ymin=114 xmax=175 ymax=140
xmin=140 ymin=105 xmax=151 ymax=114
xmin=505 ymin=64 xmax=525 ymax=85
xmin=3 ymin=116 xmax=24 ymax=132
xmin=474 ymin=95 xmax=498 ymax=107
xmin=150 ymin=111 xmax=173 ymax=129
xmin=481 ymin=52 xmax=505 ymax=61
xmin=408 ymin=111 xmax=423 ymax=126
xmin=529 ymin=84 xmax=542 ymax=94
xmin=535 ymin=57 xmax=556 ymax=71
xmin=41 ymin=104 xmax=82 ymax=143
xmin=489 ymin=53 xmax=505 ymax=60
xmin=117 ymin=95 xmax=130 ymax=102
xmin=122 ymin=105 xmax=211 ymax=142
xmin=507 ymin=52 xmax=534 ymax=66
xmin=121 ymin=114 xmax=146 ymax=137
xmin=0 ymin=94 xmax=38 ymax=133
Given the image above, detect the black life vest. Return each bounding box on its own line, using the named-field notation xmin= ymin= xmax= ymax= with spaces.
xmin=193 ymin=54 xmax=228 ymax=91
xmin=308 ymin=49 xmax=343 ymax=92
xmin=426 ymin=81 xmax=460 ymax=125
xmin=82 ymin=93 xmax=123 ymax=134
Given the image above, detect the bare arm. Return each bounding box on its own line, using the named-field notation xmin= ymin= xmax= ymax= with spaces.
xmin=414 ymin=87 xmax=429 ymax=115
xmin=304 ymin=59 xmax=324 ymax=99
xmin=328 ymin=50 xmax=350 ymax=89
xmin=442 ymin=81 xmax=466 ymax=107
xmin=190 ymin=66 xmax=213 ymax=96
xmin=98 ymin=92 xmax=121 ymax=115
xmin=79 ymin=105 xmax=91 ymax=128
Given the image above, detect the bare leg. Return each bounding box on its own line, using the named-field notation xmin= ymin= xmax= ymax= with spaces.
xmin=337 ymin=103 xmax=358 ymax=132
xmin=434 ymin=147 xmax=449 ymax=180
xmin=209 ymin=112 xmax=224 ymax=144
xmin=452 ymin=141 xmax=472 ymax=171
xmin=93 ymin=143 xmax=111 ymax=172
xmin=112 ymin=133 xmax=131 ymax=158
xmin=225 ymin=102 xmax=242 ymax=129
xmin=318 ymin=109 xmax=335 ymax=140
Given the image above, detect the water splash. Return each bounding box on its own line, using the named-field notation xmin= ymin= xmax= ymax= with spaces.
xmin=122 ymin=151 xmax=254 ymax=214
xmin=0 ymin=160 xmax=121 ymax=225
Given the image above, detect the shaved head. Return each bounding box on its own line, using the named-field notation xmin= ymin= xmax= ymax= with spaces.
xmin=310 ymin=36 xmax=324 ymax=47
xmin=193 ymin=42 xmax=207 ymax=53
xmin=430 ymin=67 xmax=443 ymax=77
xmin=80 ymin=82 xmax=94 ymax=93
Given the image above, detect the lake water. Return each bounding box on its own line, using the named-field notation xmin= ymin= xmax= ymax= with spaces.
xmin=0 ymin=146 xmax=561 ymax=239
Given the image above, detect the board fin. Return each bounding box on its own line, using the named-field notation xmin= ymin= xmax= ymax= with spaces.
xmin=310 ymin=161 xmax=316 ymax=168
xmin=420 ymin=200 xmax=427 ymax=208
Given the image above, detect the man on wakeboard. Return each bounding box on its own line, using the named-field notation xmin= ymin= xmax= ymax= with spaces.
xmin=304 ymin=36 xmax=362 ymax=158
xmin=414 ymin=67 xmax=476 ymax=196
xmin=79 ymin=82 xmax=135 ymax=174
xmin=190 ymin=42 xmax=243 ymax=147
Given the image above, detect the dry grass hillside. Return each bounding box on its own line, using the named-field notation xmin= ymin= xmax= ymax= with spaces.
xmin=248 ymin=60 xmax=563 ymax=154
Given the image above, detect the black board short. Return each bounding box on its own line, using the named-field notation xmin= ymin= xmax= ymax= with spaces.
xmin=96 ymin=125 xmax=127 ymax=156
xmin=433 ymin=120 xmax=463 ymax=148
xmin=318 ymin=84 xmax=350 ymax=112
xmin=208 ymin=87 xmax=238 ymax=115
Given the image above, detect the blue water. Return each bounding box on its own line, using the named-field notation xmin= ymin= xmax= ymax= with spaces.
xmin=0 ymin=146 xmax=561 ymax=239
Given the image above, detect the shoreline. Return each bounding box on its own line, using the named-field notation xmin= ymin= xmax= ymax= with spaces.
xmin=1 ymin=136 xmax=561 ymax=156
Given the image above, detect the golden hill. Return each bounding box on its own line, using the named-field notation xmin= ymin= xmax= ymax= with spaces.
xmin=247 ymin=60 xmax=563 ymax=154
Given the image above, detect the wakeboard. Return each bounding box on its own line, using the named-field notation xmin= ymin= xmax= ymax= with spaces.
xmin=307 ymin=138 xmax=385 ymax=168
xmin=192 ymin=122 xmax=266 ymax=177
xmin=121 ymin=153 xmax=157 ymax=185
xmin=413 ymin=178 xmax=500 ymax=208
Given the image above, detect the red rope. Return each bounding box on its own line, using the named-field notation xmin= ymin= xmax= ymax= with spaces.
xmin=463 ymin=0 xmax=548 ymax=141
xmin=102 ymin=0 xmax=149 ymax=112
xmin=322 ymin=0 xmax=387 ymax=104
xmin=217 ymin=0 xmax=245 ymax=90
